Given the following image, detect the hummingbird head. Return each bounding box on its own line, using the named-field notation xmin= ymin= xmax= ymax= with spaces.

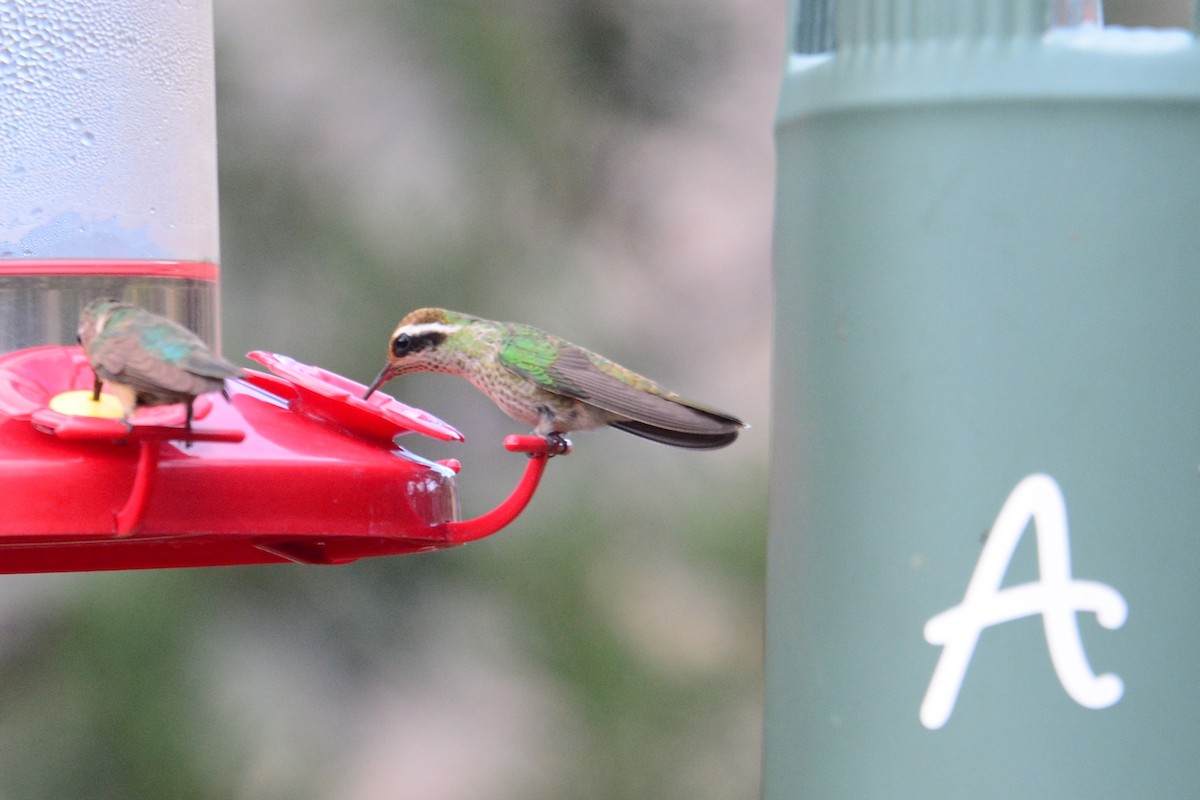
xmin=363 ymin=308 xmax=468 ymax=399
xmin=77 ymin=298 xmax=130 ymax=352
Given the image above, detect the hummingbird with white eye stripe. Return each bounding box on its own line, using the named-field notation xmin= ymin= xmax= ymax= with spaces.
xmin=363 ymin=308 xmax=745 ymax=454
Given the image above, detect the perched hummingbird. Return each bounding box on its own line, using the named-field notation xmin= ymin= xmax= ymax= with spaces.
xmin=77 ymin=298 xmax=243 ymax=435
xmin=364 ymin=308 xmax=745 ymax=452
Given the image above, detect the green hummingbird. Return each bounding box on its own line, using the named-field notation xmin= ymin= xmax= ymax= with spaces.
xmin=77 ymin=298 xmax=243 ymax=434
xmin=363 ymin=308 xmax=745 ymax=452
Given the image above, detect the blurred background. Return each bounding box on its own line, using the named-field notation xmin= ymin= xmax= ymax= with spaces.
xmin=0 ymin=0 xmax=781 ymax=797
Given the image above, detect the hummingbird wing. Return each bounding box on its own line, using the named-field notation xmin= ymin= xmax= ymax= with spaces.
xmin=92 ymin=311 xmax=241 ymax=398
xmin=498 ymin=329 xmax=743 ymax=449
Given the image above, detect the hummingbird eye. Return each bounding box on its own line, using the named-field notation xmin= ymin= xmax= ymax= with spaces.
xmin=392 ymin=333 xmax=413 ymax=358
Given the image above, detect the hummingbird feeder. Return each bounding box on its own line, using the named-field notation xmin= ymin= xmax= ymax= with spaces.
xmin=0 ymin=0 xmax=554 ymax=574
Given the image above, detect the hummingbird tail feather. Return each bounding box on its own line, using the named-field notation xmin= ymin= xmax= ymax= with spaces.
xmin=608 ymin=420 xmax=740 ymax=450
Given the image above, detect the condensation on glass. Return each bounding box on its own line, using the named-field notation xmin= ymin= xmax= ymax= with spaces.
xmin=0 ymin=0 xmax=220 ymax=352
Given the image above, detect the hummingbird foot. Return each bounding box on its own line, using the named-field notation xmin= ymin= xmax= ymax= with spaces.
xmin=183 ymin=398 xmax=196 ymax=449
xmin=541 ymin=433 xmax=573 ymax=457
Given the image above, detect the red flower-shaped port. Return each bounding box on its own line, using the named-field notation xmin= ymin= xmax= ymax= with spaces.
xmin=0 ymin=345 xmax=235 ymax=442
xmin=245 ymin=351 xmax=462 ymax=445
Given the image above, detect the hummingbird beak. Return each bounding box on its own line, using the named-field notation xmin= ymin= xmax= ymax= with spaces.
xmin=363 ymin=364 xmax=392 ymax=400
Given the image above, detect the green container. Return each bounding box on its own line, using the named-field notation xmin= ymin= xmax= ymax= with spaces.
xmin=767 ymin=1 xmax=1200 ymax=796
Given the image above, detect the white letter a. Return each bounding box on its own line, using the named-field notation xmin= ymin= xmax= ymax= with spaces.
xmin=920 ymin=473 xmax=1127 ymax=730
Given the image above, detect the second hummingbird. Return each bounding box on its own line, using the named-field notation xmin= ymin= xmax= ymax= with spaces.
xmin=77 ymin=298 xmax=243 ymax=436
xmin=364 ymin=308 xmax=745 ymax=453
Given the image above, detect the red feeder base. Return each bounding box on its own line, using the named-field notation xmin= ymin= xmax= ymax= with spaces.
xmin=0 ymin=346 xmax=557 ymax=574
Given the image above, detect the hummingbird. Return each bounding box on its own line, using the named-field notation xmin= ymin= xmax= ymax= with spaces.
xmin=363 ymin=308 xmax=745 ymax=453
xmin=77 ymin=298 xmax=243 ymax=436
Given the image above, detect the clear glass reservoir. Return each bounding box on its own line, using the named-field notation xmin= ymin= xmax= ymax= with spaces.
xmin=0 ymin=0 xmax=220 ymax=351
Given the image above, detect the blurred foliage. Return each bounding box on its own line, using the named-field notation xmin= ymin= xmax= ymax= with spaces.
xmin=0 ymin=0 xmax=775 ymax=797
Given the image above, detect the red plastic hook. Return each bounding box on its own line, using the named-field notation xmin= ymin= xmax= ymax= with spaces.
xmin=110 ymin=425 xmax=246 ymax=536
xmin=115 ymin=439 xmax=160 ymax=536
xmin=444 ymin=434 xmax=567 ymax=543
